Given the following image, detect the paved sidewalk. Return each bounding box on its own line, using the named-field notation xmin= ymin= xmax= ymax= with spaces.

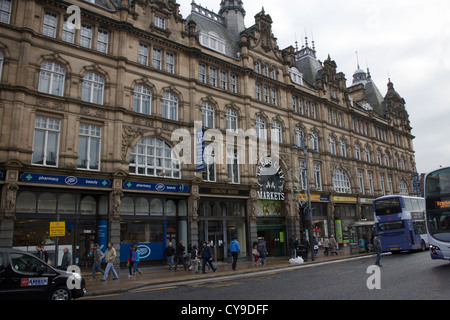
xmin=82 ymin=247 xmax=375 ymax=297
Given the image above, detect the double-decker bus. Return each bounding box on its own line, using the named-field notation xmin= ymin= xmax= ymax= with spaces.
xmin=424 ymin=167 xmax=450 ymax=260
xmin=373 ymin=195 xmax=427 ymax=253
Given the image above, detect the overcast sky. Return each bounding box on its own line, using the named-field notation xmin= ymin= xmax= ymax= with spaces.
xmin=179 ymin=0 xmax=450 ymax=175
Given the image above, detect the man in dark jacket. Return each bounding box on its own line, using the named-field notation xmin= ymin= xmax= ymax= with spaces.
xmin=201 ymin=241 xmax=216 ymax=274
xmin=174 ymin=241 xmax=186 ymax=271
xmin=165 ymin=242 xmax=175 ymax=270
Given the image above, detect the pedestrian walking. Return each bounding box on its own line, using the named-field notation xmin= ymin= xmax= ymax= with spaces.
xmin=132 ymin=245 xmax=141 ymax=276
xmin=92 ymin=243 xmax=105 ymax=279
xmin=165 ymin=242 xmax=175 ymax=270
xmin=229 ymin=237 xmax=241 ymax=271
xmin=60 ymin=247 xmax=72 ymax=270
xmin=190 ymin=244 xmax=200 ymax=273
xmin=329 ymin=235 xmax=338 ymax=256
xmin=201 ymin=241 xmax=216 ymax=274
xmin=127 ymin=245 xmax=135 ymax=277
xmin=374 ymin=234 xmax=382 ymax=267
xmin=323 ymin=236 xmax=330 ymax=256
xmin=174 ymin=240 xmax=186 ymax=271
xmin=101 ymin=242 xmax=119 ymax=281
xmin=257 ymin=238 xmax=267 ymax=266
xmin=252 ymin=241 xmax=260 ymax=266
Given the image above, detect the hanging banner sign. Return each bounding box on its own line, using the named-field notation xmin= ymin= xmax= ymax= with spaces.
xmin=21 ymin=172 xmax=111 ymax=188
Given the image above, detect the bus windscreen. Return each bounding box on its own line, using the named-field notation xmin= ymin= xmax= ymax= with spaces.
xmin=375 ymin=198 xmax=402 ymax=216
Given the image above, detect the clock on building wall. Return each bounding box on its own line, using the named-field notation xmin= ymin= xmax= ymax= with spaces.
xmin=256 ymin=157 xmax=285 ymax=201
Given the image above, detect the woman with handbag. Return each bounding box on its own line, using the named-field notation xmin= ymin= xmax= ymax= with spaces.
xmin=252 ymin=240 xmax=260 ymax=266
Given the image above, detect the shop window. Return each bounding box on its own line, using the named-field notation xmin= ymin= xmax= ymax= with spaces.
xmin=178 ymin=200 xmax=187 ymax=217
xmin=38 ymin=193 xmax=56 ymax=214
xmin=99 ymin=196 xmax=108 ymax=214
xmin=16 ymin=192 xmax=37 ymax=213
xmin=150 ymin=198 xmax=163 ymax=216
xmin=165 ymin=200 xmax=176 ymax=216
xmin=58 ymin=193 xmax=76 ymax=214
xmin=136 ymin=197 xmax=149 ymax=215
xmin=80 ymin=196 xmax=96 ymax=215
xmin=120 ymin=197 xmax=134 ymax=215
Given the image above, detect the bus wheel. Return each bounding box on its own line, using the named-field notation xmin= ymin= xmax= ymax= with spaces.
xmin=420 ymin=240 xmax=427 ymax=252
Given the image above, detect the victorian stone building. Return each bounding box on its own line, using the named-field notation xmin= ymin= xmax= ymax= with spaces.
xmin=0 ymin=0 xmax=416 ymax=266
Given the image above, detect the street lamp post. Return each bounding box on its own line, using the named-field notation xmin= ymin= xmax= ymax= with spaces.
xmin=291 ymin=132 xmax=316 ymax=261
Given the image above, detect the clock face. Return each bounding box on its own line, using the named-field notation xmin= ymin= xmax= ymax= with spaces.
xmin=257 ymin=157 xmax=285 ymax=193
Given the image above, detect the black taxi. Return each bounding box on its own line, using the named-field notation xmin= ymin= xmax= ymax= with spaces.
xmin=0 ymin=248 xmax=86 ymax=300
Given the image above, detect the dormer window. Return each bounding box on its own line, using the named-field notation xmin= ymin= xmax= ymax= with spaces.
xmin=154 ymin=15 xmax=166 ymax=29
xmin=199 ymin=31 xmax=226 ymax=54
xmin=289 ymin=67 xmax=303 ymax=86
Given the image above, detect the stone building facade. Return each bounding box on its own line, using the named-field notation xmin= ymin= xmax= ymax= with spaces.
xmin=0 ymin=0 xmax=416 ymax=266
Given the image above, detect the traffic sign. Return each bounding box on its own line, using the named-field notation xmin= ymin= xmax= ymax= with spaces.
xmin=50 ymin=221 xmax=65 ymax=237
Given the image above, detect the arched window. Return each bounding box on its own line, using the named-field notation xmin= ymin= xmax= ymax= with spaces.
xmin=129 ymin=137 xmax=181 ymax=179
xmin=150 ymin=198 xmax=163 ymax=216
xmin=399 ymin=180 xmax=409 ymax=196
xmin=333 ymin=169 xmax=351 ymax=194
xmin=80 ymin=196 xmax=96 ymax=215
xmin=38 ymin=193 xmax=57 ymax=213
xmin=16 ymin=192 xmax=37 ymax=213
xmin=256 ymin=117 xmax=266 ymax=139
xmin=82 ymin=72 xmax=104 ymax=105
xmin=136 ymin=197 xmax=149 ymax=215
xmin=329 ymin=137 xmax=336 ymax=155
xmin=166 ymin=200 xmax=176 ymax=216
xmin=120 ymin=197 xmax=134 ymax=215
xmin=39 ymin=62 xmax=65 ymax=96
xmin=58 ymin=193 xmax=76 ymax=214
xmin=133 ymin=85 xmax=152 ymax=115
xmin=162 ymin=92 xmax=178 ymax=120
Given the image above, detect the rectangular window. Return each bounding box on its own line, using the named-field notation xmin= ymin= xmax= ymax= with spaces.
xmin=43 ymin=11 xmax=57 ymax=38
xmin=32 ymin=116 xmax=61 ymax=167
xmin=199 ymin=63 xmax=206 ymax=84
xmin=80 ymin=23 xmax=93 ymax=49
xmin=139 ymin=42 xmax=149 ymax=66
xmin=62 ymin=17 xmax=75 ymax=43
xmin=314 ymin=163 xmax=322 ymax=191
xmin=0 ymin=0 xmax=11 ymax=24
xmin=230 ymin=74 xmax=237 ymax=93
xmin=97 ymin=28 xmax=109 ymax=53
xmin=78 ymin=123 xmax=102 ymax=171
xmin=166 ymin=52 xmax=175 ymax=73
xmin=153 ymin=48 xmax=162 ymax=70
xmin=209 ymin=67 xmax=217 ymax=87
xmin=154 ymin=15 xmax=165 ymax=29
xmin=227 ymin=149 xmax=239 ymax=184
xmin=220 ymin=70 xmax=227 ymax=90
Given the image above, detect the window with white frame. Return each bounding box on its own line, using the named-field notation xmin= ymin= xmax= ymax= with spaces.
xmin=299 ymin=160 xmax=307 ymax=190
xmin=333 ymin=168 xmax=351 ymax=193
xmin=255 ymin=83 xmax=261 ymax=101
xmin=38 ymin=62 xmax=65 ymax=97
xmin=154 ymin=15 xmax=165 ymax=29
xmin=398 ymin=180 xmax=408 ymax=196
xmin=133 ymin=85 xmax=152 ymax=115
xmin=220 ymin=70 xmax=227 ymax=90
xmin=129 ymin=137 xmax=180 ymax=178
xmin=365 ymin=147 xmax=371 ymax=163
xmin=32 ymin=116 xmax=61 ymax=167
xmin=80 ymin=23 xmax=93 ymax=48
xmin=295 ymin=129 xmax=304 ymax=148
xmin=97 ymin=28 xmax=109 ymax=53
xmin=0 ymin=0 xmax=11 ymax=24
xmin=202 ymin=145 xmax=215 ymax=182
xmin=271 ymin=88 xmax=278 ymax=105
xmin=385 ymin=154 xmax=390 ymax=167
xmin=201 ymin=102 xmax=215 ymax=128
xmin=340 ymin=139 xmax=346 ymax=157
xmin=226 ymin=108 xmax=238 ymax=132
xmin=358 ymin=171 xmax=365 ymax=194
xmin=310 ymin=133 xmax=319 ymax=153
xmin=314 ymin=163 xmax=322 ymax=191
xmin=62 ymin=17 xmax=75 ymax=43
xmin=139 ymin=42 xmax=149 ymax=66
xmin=388 ymin=175 xmax=393 ymax=195
xmin=255 ymin=61 xmax=261 ymax=74
xmin=256 ymin=117 xmax=266 ymax=139
xmin=166 ymin=52 xmax=175 ymax=73
xmin=329 ymin=137 xmax=336 ymax=155
xmin=200 ymin=31 xmax=226 ymax=54
xmin=263 ymin=86 xmax=269 ymax=103
xmin=368 ymin=172 xmax=374 ymax=194
xmin=162 ymin=92 xmax=178 ymax=120
xmin=81 ymin=72 xmax=104 ymax=105
xmin=209 ymin=67 xmax=217 ymax=87
xmin=289 ymin=67 xmax=303 ymax=85
xmin=199 ymin=63 xmax=206 ymax=84
xmin=153 ymin=48 xmax=162 ymax=70
xmin=230 ymin=74 xmax=237 ymax=93
xmin=227 ymin=148 xmax=239 ymax=184
xmin=272 ymin=121 xmax=282 ymax=143
xmin=355 ymin=144 xmax=361 ymax=161
xmin=78 ymin=123 xmax=101 ymax=171
xmin=43 ymin=11 xmax=58 ymax=38
xmin=380 ymin=174 xmax=386 ymax=195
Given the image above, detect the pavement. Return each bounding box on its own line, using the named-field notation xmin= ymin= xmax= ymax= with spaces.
xmin=81 ymin=246 xmax=375 ymax=297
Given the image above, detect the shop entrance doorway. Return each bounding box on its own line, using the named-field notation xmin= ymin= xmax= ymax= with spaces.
xmin=257 ymin=227 xmax=286 ymax=257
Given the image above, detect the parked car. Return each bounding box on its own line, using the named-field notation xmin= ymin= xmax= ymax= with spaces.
xmin=0 ymin=248 xmax=86 ymax=300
